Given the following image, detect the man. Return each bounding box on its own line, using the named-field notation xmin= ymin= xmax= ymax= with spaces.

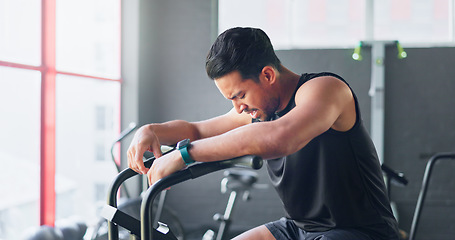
xmin=127 ymin=27 xmax=400 ymax=240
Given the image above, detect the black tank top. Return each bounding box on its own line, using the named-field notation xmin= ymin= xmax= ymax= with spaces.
xmin=264 ymin=72 xmax=399 ymax=240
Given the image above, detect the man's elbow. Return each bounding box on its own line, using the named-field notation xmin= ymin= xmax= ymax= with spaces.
xmin=261 ymin=129 xmax=306 ymax=159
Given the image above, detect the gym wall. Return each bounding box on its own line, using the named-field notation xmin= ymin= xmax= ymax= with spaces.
xmin=121 ymin=0 xmax=455 ymax=238
xmin=384 ymin=47 xmax=455 ymax=239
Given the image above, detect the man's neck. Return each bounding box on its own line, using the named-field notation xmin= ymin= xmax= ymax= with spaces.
xmin=275 ymin=66 xmax=301 ymax=113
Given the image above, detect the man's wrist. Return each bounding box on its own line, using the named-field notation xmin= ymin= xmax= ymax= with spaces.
xmin=177 ymin=139 xmax=195 ymax=165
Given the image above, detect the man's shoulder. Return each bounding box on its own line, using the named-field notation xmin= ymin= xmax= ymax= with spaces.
xmin=301 ymin=72 xmax=346 ymax=83
xmin=297 ymin=72 xmax=349 ymax=94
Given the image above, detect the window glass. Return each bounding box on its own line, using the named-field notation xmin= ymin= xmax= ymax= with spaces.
xmin=374 ymin=0 xmax=451 ymax=43
xmin=56 ymin=0 xmax=121 ymax=78
xmin=219 ymin=0 xmax=453 ymax=49
xmin=0 ymin=67 xmax=41 ymax=239
xmin=0 ymin=0 xmax=41 ymax=65
xmin=219 ymin=0 xmax=365 ymax=49
xmin=55 ymin=74 xmax=120 ymax=225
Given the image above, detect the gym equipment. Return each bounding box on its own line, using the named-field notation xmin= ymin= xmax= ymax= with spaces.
xmin=381 ymin=164 xmax=408 ymax=239
xmin=56 ymin=219 xmax=87 ymax=240
xmin=102 ymin=153 xmax=263 ymax=240
xmin=409 ymin=152 xmax=455 ymax=240
xmin=201 ymin=169 xmax=266 ymax=240
xmin=381 ymin=163 xmax=408 ymax=194
xmin=110 ymin=122 xmax=137 ymax=198
xmin=91 ymin=123 xmax=184 ymax=240
xmin=23 ymin=219 xmax=87 ymax=240
xmin=23 ymin=225 xmax=64 ymax=240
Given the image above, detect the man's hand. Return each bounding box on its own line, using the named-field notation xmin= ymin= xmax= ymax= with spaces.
xmin=148 ymin=150 xmax=186 ymax=185
xmin=127 ymin=124 xmax=162 ymax=174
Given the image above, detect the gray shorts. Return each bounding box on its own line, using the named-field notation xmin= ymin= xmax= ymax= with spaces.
xmin=265 ymin=218 xmax=374 ymax=240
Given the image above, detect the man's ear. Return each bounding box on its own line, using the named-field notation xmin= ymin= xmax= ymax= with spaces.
xmin=261 ymin=66 xmax=276 ymax=85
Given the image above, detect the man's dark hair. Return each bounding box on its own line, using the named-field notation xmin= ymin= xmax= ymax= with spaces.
xmin=205 ymin=27 xmax=281 ymax=81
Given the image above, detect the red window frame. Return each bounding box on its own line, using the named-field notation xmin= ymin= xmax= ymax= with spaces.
xmin=0 ymin=0 xmax=122 ymax=226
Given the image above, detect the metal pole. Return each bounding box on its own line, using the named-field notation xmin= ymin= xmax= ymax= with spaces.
xmin=409 ymin=153 xmax=455 ymax=240
xmin=369 ymin=42 xmax=386 ymax=164
xmin=216 ymin=191 xmax=237 ymax=240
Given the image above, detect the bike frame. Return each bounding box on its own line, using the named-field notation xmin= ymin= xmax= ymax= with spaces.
xmin=103 ymin=153 xmax=263 ymax=240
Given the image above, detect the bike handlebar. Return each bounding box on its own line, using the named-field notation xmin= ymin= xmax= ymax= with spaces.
xmin=141 ymin=155 xmax=263 ymax=240
xmin=104 ymin=151 xmax=263 ymax=240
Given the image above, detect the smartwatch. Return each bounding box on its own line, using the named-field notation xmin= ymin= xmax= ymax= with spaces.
xmin=177 ymin=138 xmax=195 ymax=165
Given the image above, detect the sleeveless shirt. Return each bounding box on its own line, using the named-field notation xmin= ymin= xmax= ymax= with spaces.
xmin=264 ymin=72 xmax=399 ymax=240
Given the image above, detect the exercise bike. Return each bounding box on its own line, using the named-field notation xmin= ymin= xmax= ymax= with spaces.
xmin=408 ymin=152 xmax=455 ymax=240
xmin=382 ymin=152 xmax=455 ymax=240
xmin=381 ymin=163 xmax=409 ymax=240
xmin=91 ymin=123 xmax=184 ymax=240
xmin=101 ymin=150 xmax=263 ymax=240
xmin=200 ymin=168 xmax=267 ymax=240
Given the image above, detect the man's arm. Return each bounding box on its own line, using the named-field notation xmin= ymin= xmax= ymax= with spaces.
xmin=146 ymin=76 xmax=356 ymax=184
xmin=127 ymin=108 xmax=251 ymax=174
xmin=187 ymin=76 xmax=356 ymax=162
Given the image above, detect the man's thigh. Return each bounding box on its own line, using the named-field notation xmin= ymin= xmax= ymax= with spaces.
xmin=306 ymin=228 xmax=373 ymax=240
xmin=232 ymin=225 xmax=276 ymax=240
xmin=263 ymin=218 xmax=305 ymax=240
xmin=262 ymin=218 xmax=373 ymax=240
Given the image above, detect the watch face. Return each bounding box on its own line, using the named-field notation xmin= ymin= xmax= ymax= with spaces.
xmin=178 ymin=139 xmax=190 ymax=149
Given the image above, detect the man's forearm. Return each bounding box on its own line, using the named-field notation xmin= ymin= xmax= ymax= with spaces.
xmin=187 ymin=120 xmax=288 ymax=163
xmin=148 ymin=120 xmax=201 ymax=146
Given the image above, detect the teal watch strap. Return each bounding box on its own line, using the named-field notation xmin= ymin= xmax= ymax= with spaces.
xmin=177 ymin=139 xmax=195 ymax=165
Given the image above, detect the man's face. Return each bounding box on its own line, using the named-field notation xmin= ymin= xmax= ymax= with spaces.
xmin=214 ymin=71 xmax=279 ymax=121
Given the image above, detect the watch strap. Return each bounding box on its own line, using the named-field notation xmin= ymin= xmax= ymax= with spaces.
xmin=177 ymin=139 xmax=195 ymax=165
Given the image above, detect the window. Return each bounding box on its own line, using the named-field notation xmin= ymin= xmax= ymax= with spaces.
xmin=374 ymin=0 xmax=452 ymax=44
xmin=0 ymin=0 xmax=41 ymax=65
xmin=55 ymin=0 xmax=121 ymax=228
xmin=96 ymin=106 xmax=107 ymax=131
xmin=0 ymin=67 xmax=41 ymax=238
xmin=219 ymin=0 xmax=455 ymax=49
xmin=0 ymin=0 xmax=121 ymax=238
xmin=0 ymin=1 xmax=42 ymax=238
xmin=56 ymin=0 xmax=120 ymax=78
xmin=96 ymin=143 xmax=106 ymax=161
